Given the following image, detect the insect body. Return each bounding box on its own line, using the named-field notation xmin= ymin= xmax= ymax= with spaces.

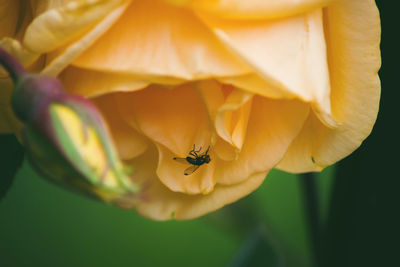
xmin=173 ymin=145 xmax=211 ymax=175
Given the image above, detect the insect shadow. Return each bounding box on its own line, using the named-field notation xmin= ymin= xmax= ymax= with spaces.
xmin=173 ymin=144 xmax=211 ymax=175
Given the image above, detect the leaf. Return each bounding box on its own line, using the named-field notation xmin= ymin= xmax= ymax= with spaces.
xmin=0 ymin=134 xmax=24 ymax=202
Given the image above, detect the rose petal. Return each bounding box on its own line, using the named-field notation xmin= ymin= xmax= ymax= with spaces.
xmin=115 ymin=83 xmax=213 ymax=156
xmin=213 ymin=137 xmax=237 ymax=161
xmin=195 ymin=80 xmax=236 ymax=160
xmin=0 ymin=1 xmax=19 ymax=38
xmin=156 ymin=143 xmax=216 ymax=195
xmin=215 ymin=88 xmax=253 ymax=151
xmin=134 ymin=146 xmax=267 ymax=220
xmin=141 ymin=170 xmax=267 ymax=220
xmin=60 ymin=66 xmax=150 ymax=98
xmin=277 ymin=0 xmax=381 ymax=172
xmin=92 ymin=94 xmax=149 ymax=160
xmin=72 ymin=0 xmax=248 ymax=79
xmin=198 ymin=9 xmax=336 ymax=127
xmin=23 ymin=0 xmax=126 ymax=53
xmin=195 ymin=80 xmax=253 ymax=160
xmin=0 ymin=38 xmax=40 ymax=75
xmin=182 ymin=0 xmax=332 ymax=20
xmin=196 ymin=80 xmax=252 ymax=156
xmin=30 ymin=1 xmax=88 ymax=17
xmin=41 ymin=1 xmax=131 ymax=76
xmin=60 ymin=66 xmax=193 ymax=98
xmin=219 ymin=73 xmax=293 ymax=99
xmin=195 ymin=80 xmax=225 ymax=124
xmin=215 ymin=96 xmax=310 ymax=185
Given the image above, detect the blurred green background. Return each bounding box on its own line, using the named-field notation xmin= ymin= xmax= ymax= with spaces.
xmin=0 ymin=158 xmax=335 ymax=267
xmin=1 ymin=1 xmax=397 ymax=266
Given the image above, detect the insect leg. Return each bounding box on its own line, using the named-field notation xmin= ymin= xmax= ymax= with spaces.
xmin=189 ymin=147 xmax=197 ymax=157
xmin=189 ymin=144 xmax=202 ymax=157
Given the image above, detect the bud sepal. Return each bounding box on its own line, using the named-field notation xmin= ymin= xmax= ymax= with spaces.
xmin=0 ymin=47 xmax=140 ymax=208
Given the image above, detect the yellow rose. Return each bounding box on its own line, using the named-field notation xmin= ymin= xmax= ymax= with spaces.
xmin=0 ymin=0 xmax=381 ymax=220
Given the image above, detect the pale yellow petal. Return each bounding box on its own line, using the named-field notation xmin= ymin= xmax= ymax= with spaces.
xmin=195 ymin=80 xmax=235 ymax=160
xmin=277 ymin=0 xmax=381 ymax=172
xmin=138 ymin=171 xmax=266 ymax=220
xmin=73 ymin=0 xmax=248 ymax=79
xmin=41 ymin=1 xmax=130 ymax=76
xmin=215 ymin=97 xmax=309 ymax=185
xmin=92 ymin=94 xmax=149 ymax=160
xmin=174 ymin=171 xmax=266 ymax=220
xmin=30 ymin=0 xmax=81 ymax=17
xmin=0 ymin=1 xmax=20 ymax=38
xmin=213 ymin=136 xmax=236 ymax=161
xmin=60 ymin=65 xmax=194 ymax=98
xmin=198 ymin=9 xmax=335 ymax=127
xmin=219 ymin=73 xmax=293 ymax=99
xmin=182 ymin=0 xmax=332 ymax=20
xmin=134 ymin=143 xmax=266 ymax=220
xmin=115 ymin=84 xmax=213 ymax=156
xmin=0 ymin=38 xmax=39 ymax=76
xmin=195 ymin=79 xmax=225 ymax=124
xmin=1 ymin=1 xmax=34 ymax=41
xmin=123 ymin=145 xmax=264 ymax=220
xmin=23 ymin=0 xmax=127 ymax=53
xmin=60 ymin=66 xmax=150 ymax=98
xmin=215 ymin=88 xmax=253 ymax=151
xmin=156 ymin=143 xmax=216 ymax=195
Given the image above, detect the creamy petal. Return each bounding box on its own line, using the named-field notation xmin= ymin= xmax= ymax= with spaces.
xmin=124 ymin=144 xmax=266 ymax=220
xmin=156 ymin=143 xmax=216 ymax=195
xmin=195 ymin=80 xmax=235 ymax=160
xmin=195 ymin=79 xmax=225 ymax=124
xmin=184 ymin=0 xmax=332 ymax=20
xmin=138 ymin=165 xmax=267 ymax=221
xmin=92 ymin=94 xmax=149 ymax=160
xmin=0 ymin=38 xmax=40 ymax=76
xmin=215 ymin=88 xmax=253 ymax=151
xmin=73 ymin=0 xmax=248 ymax=79
xmin=0 ymin=1 xmax=34 ymax=41
xmin=199 ymin=9 xmax=336 ymax=127
xmin=41 ymin=1 xmax=131 ymax=76
xmin=115 ymin=84 xmax=213 ymax=156
xmin=277 ymin=0 xmax=381 ymax=172
xmin=219 ymin=73 xmax=293 ymax=99
xmin=0 ymin=1 xmax=19 ymax=38
xmin=30 ymin=0 xmax=84 ymax=17
xmin=60 ymin=65 xmax=196 ymax=98
xmin=213 ymin=136 xmax=236 ymax=161
xmin=23 ymin=0 xmax=127 ymax=53
xmin=60 ymin=66 xmax=150 ymax=98
xmin=215 ymin=97 xmax=309 ymax=185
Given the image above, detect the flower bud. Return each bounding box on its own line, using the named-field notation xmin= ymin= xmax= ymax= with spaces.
xmin=0 ymin=48 xmax=139 ymax=207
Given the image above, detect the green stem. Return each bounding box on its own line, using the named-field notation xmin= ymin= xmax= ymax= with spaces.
xmin=0 ymin=47 xmax=27 ymax=82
